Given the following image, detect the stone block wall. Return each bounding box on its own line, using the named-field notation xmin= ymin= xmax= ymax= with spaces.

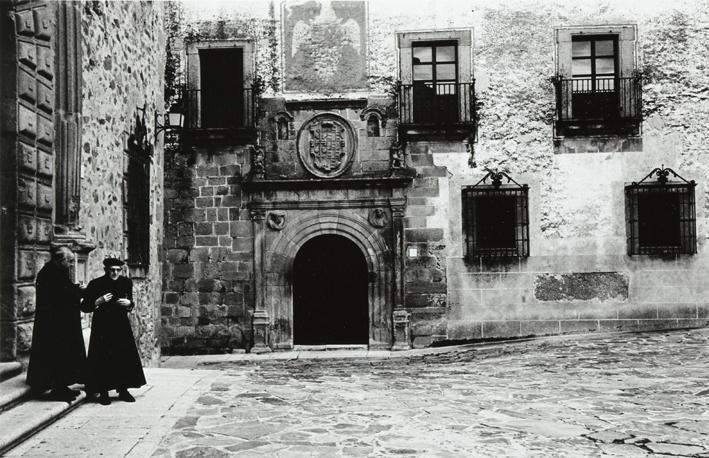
xmin=162 ymin=146 xmax=253 ymax=353
xmin=0 ymin=0 xmax=56 ymax=361
xmin=165 ymin=0 xmax=709 ymax=353
xmin=1 ymin=0 xmax=166 ymax=364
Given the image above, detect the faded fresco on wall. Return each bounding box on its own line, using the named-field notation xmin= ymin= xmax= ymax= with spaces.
xmin=283 ymin=0 xmax=367 ymax=92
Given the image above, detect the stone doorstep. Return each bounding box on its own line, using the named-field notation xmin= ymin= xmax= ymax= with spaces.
xmin=0 ymin=389 xmax=86 ymax=455
xmin=161 ymin=327 xmax=709 ymax=369
xmin=0 ymin=362 xmax=22 ymax=382
xmin=0 ymin=374 xmax=32 ymax=413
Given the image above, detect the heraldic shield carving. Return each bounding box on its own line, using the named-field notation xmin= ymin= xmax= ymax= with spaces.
xmin=297 ymin=114 xmax=355 ymax=178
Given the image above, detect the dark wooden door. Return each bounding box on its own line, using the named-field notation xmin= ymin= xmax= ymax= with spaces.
xmin=293 ymin=235 xmax=368 ymax=345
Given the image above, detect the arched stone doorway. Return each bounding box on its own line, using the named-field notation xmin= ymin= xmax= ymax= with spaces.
xmin=293 ymin=234 xmax=369 ymax=345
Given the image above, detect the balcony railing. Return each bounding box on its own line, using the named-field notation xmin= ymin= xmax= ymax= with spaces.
xmin=398 ymin=81 xmax=476 ymax=129
xmin=554 ymin=76 xmax=641 ymax=123
xmin=184 ymin=86 xmax=255 ymax=130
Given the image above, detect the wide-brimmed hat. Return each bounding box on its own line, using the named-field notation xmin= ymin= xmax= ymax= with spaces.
xmin=103 ymin=257 xmax=125 ymax=268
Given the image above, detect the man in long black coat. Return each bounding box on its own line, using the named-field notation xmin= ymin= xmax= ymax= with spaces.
xmin=26 ymin=246 xmax=86 ymax=401
xmin=82 ymin=258 xmax=146 ymax=405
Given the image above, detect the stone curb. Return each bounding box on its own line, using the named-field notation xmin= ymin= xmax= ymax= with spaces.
xmin=0 ymin=392 xmax=87 ymax=455
xmin=161 ymin=328 xmax=709 ymax=369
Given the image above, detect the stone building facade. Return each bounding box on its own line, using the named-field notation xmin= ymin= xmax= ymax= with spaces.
xmin=1 ymin=0 xmax=166 ymax=365
xmin=161 ymin=0 xmax=709 ymax=353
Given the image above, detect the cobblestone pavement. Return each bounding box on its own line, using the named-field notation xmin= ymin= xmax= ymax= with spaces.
xmin=152 ymin=330 xmax=709 ymax=457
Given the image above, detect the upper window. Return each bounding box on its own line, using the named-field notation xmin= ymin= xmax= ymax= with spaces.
xmin=462 ymin=171 xmax=529 ymax=260
xmin=625 ymin=167 xmax=696 ymax=256
xmin=411 ymin=42 xmax=459 ymax=124
xmin=554 ymin=25 xmax=640 ymax=135
xmin=570 ymin=36 xmax=618 ymax=119
xmin=396 ymin=29 xmax=475 ymax=138
xmin=185 ymin=40 xmax=255 ymax=131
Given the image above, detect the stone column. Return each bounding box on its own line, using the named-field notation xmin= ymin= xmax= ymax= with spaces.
xmin=390 ymin=203 xmax=411 ymax=350
xmin=54 ymin=1 xmax=82 ymax=228
xmin=250 ymin=208 xmax=271 ymax=353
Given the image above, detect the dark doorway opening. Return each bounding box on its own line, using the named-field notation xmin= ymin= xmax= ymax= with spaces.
xmin=293 ymin=235 xmax=369 ymax=345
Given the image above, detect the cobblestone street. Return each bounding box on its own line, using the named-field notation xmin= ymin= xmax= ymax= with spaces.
xmin=9 ymin=329 xmax=709 ymax=457
xmin=157 ymin=330 xmax=709 ymax=457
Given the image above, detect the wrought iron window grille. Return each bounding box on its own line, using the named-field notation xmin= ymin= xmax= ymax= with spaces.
xmin=625 ymin=166 xmax=696 ymax=256
xmin=463 ymin=169 xmax=530 ymax=260
xmin=124 ymin=106 xmax=152 ymax=269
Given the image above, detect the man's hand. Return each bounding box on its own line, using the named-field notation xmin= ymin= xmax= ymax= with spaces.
xmin=95 ymin=293 xmax=113 ymax=306
xmin=116 ymin=298 xmax=131 ymax=307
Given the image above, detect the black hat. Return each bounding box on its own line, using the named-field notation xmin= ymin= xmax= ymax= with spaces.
xmin=103 ymin=258 xmax=124 ymax=268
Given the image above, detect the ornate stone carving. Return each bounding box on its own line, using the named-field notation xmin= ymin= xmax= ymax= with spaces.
xmin=359 ymin=104 xmax=387 ymax=128
xmin=249 ymin=208 xmax=266 ymax=221
xmin=266 ymin=211 xmax=286 ymax=231
xmin=250 ymin=146 xmax=265 ymax=180
xmin=271 ymin=110 xmax=294 ymax=140
xmin=297 ymin=114 xmax=355 ymax=178
xmin=390 ymin=142 xmax=405 ymax=170
xmin=368 ymin=208 xmax=388 ymax=228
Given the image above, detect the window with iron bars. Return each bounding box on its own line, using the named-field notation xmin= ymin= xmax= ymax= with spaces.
xmin=123 ymin=110 xmax=152 ymax=269
xmin=625 ymin=167 xmax=696 ymax=256
xmin=462 ymin=171 xmax=529 ymax=260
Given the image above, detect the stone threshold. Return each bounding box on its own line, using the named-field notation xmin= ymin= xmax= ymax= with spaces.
xmin=159 ymin=327 xmax=709 ymax=369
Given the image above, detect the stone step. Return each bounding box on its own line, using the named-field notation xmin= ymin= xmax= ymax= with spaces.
xmin=0 ymin=391 xmax=86 ymax=455
xmin=0 ymin=374 xmax=31 ymax=413
xmin=0 ymin=362 xmax=22 ymax=382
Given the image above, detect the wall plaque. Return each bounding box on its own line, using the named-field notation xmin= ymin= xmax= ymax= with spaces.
xmin=297 ymin=114 xmax=355 ymax=178
xmin=283 ymin=0 xmax=367 ymax=92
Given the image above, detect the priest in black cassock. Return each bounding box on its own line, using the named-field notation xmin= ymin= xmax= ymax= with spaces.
xmin=26 ymin=246 xmax=86 ymax=401
xmin=82 ymin=258 xmax=146 ymax=405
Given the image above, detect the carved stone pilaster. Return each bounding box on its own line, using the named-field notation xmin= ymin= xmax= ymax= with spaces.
xmin=250 ymin=208 xmax=271 ymax=353
xmin=392 ymin=310 xmax=411 ymax=351
xmin=251 ymin=309 xmax=271 ymax=354
xmin=391 ymin=203 xmax=406 ymax=309
xmin=54 ymin=2 xmax=82 ymax=228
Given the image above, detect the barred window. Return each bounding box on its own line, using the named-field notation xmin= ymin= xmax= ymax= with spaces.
xmin=124 ymin=109 xmax=152 ymax=268
xmin=463 ymin=171 xmax=529 ymax=260
xmin=625 ymin=167 xmax=696 ymax=255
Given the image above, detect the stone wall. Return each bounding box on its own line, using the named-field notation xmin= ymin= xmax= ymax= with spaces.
xmin=163 ymin=0 xmax=709 ymax=353
xmin=439 ymin=1 xmax=709 ymax=346
xmin=80 ymin=1 xmax=166 ymax=365
xmin=1 ymin=0 xmax=166 ymax=364
xmin=162 ymin=145 xmax=253 ymax=353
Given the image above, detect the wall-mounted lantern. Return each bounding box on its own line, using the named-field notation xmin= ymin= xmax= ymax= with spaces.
xmin=154 ymin=108 xmax=184 ymax=140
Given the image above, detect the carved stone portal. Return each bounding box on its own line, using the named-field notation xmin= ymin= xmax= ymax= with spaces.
xmin=297 ymin=114 xmax=355 ymax=178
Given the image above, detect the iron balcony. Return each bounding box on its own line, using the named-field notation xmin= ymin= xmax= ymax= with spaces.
xmin=398 ymin=81 xmax=476 ymax=140
xmin=554 ymin=76 xmax=642 ymax=136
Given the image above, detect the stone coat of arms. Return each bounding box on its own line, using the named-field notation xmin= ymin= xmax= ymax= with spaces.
xmin=297 ymin=114 xmax=355 ymax=178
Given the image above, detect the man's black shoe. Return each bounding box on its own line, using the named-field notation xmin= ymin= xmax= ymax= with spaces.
xmin=117 ymin=390 xmax=135 ymax=403
xmin=98 ymin=392 xmax=111 ymax=405
xmin=48 ymin=389 xmax=76 ymax=402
